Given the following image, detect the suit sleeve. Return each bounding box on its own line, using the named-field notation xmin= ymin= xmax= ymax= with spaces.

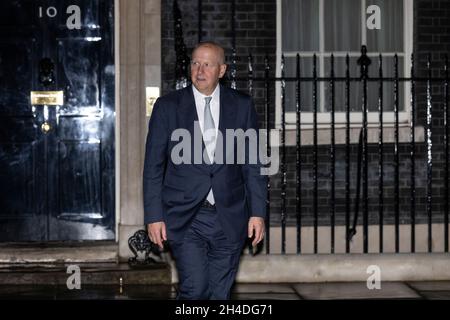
xmin=242 ymin=98 xmax=268 ymax=219
xmin=143 ymin=98 xmax=169 ymax=224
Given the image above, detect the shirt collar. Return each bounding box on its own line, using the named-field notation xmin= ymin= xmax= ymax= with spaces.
xmin=192 ymin=83 xmax=220 ymax=104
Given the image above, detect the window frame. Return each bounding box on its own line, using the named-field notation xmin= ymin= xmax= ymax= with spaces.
xmin=275 ymin=0 xmax=414 ymax=129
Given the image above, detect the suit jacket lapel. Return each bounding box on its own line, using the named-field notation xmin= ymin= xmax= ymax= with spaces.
xmin=178 ymin=86 xmax=210 ymax=173
xmin=212 ymin=85 xmax=237 ymax=172
xmin=179 ymin=85 xmax=198 ymax=133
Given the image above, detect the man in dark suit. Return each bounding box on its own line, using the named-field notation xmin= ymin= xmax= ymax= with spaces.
xmin=143 ymin=41 xmax=267 ymax=300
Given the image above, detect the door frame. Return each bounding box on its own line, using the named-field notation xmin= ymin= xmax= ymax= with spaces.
xmin=115 ymin=0 xmax=162 ymax=260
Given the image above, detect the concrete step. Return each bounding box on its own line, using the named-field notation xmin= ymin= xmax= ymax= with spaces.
xmin=0 ymin=241 xmax=118 ymax=263
xmin=0 ymin=262 xmax=171 ymax=285
xmin=0 ymin=242 xmax=171 ymax=285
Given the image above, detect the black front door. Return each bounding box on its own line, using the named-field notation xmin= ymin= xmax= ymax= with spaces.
xmin=0 ymin=0 xmax=115 ymax=241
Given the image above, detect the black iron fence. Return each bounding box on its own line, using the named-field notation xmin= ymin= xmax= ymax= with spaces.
xmin=171 ymin=0 xmax=449 ymax=255
xmin=231 ymin=46 xmax=449 ymax=255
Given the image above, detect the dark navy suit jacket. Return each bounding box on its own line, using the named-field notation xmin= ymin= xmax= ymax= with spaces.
xmin=143 ymin=85 xmax=267 ymax=244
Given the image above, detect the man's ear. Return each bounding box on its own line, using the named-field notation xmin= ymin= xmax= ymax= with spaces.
xmin=219 ymin=64 xmax=227 ymax=78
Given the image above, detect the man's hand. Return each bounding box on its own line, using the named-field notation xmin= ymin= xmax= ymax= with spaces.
xmin=147 ymin=221 xmax=167 ymax=250
xmin=248 ymin=217 xmax=265 ymax=247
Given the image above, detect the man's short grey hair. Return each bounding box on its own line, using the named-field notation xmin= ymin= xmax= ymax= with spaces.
xmin=192 ymin=41 xmax=226 ymax=65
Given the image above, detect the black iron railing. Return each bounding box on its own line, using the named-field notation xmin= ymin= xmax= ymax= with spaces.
xmin=173 ymin=0 xmax=450 ymax=255
xmin=234 ymin=46 xmax=449 ymax=255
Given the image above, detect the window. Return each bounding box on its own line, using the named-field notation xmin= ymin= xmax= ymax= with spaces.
xmin=276 ymin=0 xmax=413 ymax=127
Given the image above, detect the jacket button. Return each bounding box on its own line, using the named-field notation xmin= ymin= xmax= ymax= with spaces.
xmin=210 ymin=174 xmax=213 ymax=178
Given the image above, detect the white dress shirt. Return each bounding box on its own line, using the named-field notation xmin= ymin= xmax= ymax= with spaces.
xmin=192 ymin=84 xmax=220 ymax=142
xmin=192 ymin=84 xmax=220 ymax=204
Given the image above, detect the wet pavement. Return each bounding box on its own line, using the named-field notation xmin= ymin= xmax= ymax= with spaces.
xmin=1 ymin=281 xmax=450 ymax=300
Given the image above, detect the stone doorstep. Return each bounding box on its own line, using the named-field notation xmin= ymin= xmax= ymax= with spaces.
xmin=0 ymin=242 xmax=119 ymax=264
xmin=0 ymin=263 xmax=172 ymax=285
xmin=0 ymin=242 xmax=172 ymax=285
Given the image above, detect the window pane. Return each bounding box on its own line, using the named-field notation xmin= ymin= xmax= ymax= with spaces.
xmin=282 ymin=0 xmax=319 ymax=52
xmin=366 ymin=56 xmax=405 ymax=112
xmin=366 ymin=0 xmax=403 ymax=52
xmin=323 ymin=56 xmax=404 ymax=112
xmin=284 ymin=56 xmax=320 ymax=112
xmin=324 ymin=0 xmax=361 ymax=52
xmin=324 ymin=57 xmax=361 ymax=112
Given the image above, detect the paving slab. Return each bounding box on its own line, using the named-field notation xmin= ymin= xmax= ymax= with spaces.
xmin=232 ymin=283 xmax=295 ymax=294
xmin=293 ymin=282 xmax=421 ymax=300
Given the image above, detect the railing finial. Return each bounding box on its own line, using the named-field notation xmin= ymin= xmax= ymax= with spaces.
xmin=357 ymin=45 xmax=372 ymax=78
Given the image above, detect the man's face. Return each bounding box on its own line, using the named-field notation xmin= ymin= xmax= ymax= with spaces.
xmin=190 ymin=45 xmax=227 ymax=96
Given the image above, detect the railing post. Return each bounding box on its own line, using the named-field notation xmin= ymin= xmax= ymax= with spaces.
xmin=247 ymin=54 xmax=253 ymax=96
xmin=426 ymin=54 xmax=433 ymax=253
xmin=445 ymin=54 xmax=449 ymax=253
xmin=230 ymin=0 xmax=236 ymax=89
xmin=410 ymin=53 xmax=416 ymax=253
xmin=345 ymin=54 xmax=351 ymax=253
xmin=264 ymin=55 xmax=271 ymax=254
xmin=330 ymin=54 xmax=336 ymax=254
xmin=357 ymin=45 xmax=371 ymax=253
xmin=378 ymin=54 xmax=384 ymax=253
xmin=296 ymin=53 xmax=302 ymax=254
xmin=313 ymin=54 xmax=318 ymax=254
xmin=197 ymin=0 xmax=202 ymax=43
xmin=247 ymin=53 xmax=254 ymax=256
xmin=230 ymin=48 xmax=237 ymax=90
xmin=394 ymin=54 xmax=400 ymax=253
xmin=281 ymin=55 xmax=287 ymax=254
xmin=174 ymin=0 xmax=189 ymax=89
